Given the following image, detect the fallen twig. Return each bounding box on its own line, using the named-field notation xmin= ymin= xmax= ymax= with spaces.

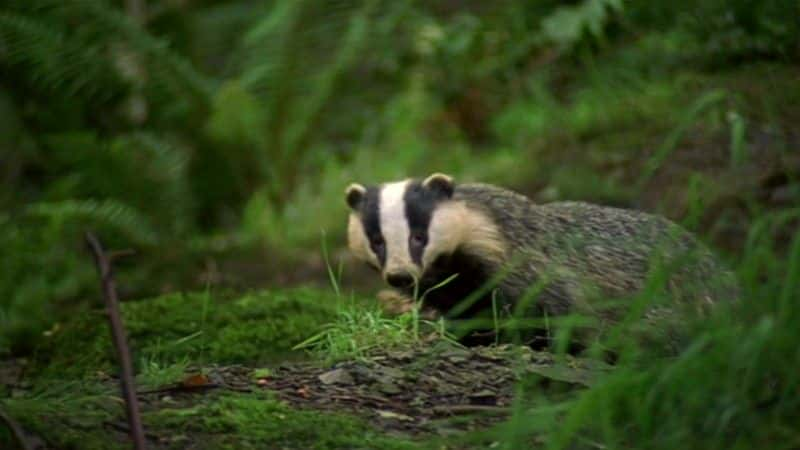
xmin=85 ymin=232 xmax=146 ymax=450
xmin=0 ymin=406 xmax=33 ymax=450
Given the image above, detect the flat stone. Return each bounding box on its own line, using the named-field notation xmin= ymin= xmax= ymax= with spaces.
xmin=318 ymin=368 xmax=354 ymax=385
xmin=377 ymin=382 xmax=402 ymax=395
xmin=377 ymin=410 xmax=415 ymax=421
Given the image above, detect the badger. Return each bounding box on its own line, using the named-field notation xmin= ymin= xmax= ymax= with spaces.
xmin=345 ymin=173 xmax=738 ymax=349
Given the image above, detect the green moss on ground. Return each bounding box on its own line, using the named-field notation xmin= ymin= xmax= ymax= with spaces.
xmin=3 ymin=387 xmax=428 ymax=450
xmin=144 ymin=392 xmax=423 ymax=450
xmin=4 ymin=288 xmax=435 ymax=449
xmin=30 ymin=288 xmax=347 ymax=380
xmin=2 ymin=382 xmax=121 ymax=450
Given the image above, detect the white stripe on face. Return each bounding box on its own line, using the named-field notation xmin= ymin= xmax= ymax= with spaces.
xmin=379 ymin=180 xmax=418 ymax=278
xmin=348 ymin=213 xmax=379 ymax=268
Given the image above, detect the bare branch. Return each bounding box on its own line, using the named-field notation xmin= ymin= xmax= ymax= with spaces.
xmin=85 ymin=232 xmax=147 ymax=450
xmin=0 ymin=406 xmax=33 ymax=450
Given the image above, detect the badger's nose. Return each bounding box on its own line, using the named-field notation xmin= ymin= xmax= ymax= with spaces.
xmin=386 ymin=272 xmax=414 ymax=288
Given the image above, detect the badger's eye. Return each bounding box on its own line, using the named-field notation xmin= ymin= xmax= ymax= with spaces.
xmin=410 ymin=232 xmax=427 ymax=246
xmin=370 ymin=236 xmax=384 ymax=249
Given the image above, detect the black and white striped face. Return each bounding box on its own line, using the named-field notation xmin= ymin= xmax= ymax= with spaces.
xmin=346 ymin=173 xmax=455 ymax=288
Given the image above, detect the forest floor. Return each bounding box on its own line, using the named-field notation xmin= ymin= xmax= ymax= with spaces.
xmin=0 ymin=288 xmax=612 ymax=449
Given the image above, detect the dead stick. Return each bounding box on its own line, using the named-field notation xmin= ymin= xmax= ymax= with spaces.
xmin=85 ymin=232 xmax=147 ymax=450
xmin=0 ymin=406 xmax=32 ymax=450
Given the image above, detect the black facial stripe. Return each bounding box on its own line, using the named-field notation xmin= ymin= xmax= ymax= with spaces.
xmin=359 ymin=186 xmax=386 ymax=266
xmin=404 ymin=181 xmax=439 ymax=264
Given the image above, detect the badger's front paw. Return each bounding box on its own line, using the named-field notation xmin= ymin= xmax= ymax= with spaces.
xmin=377 ymin=289 xmax=415 ymax=315
xmin=376 ymin=290 xmax=441 ymax=320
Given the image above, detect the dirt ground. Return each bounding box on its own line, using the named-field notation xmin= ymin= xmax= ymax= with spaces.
xmin=100 ymin=342 xmax=606 ymax=449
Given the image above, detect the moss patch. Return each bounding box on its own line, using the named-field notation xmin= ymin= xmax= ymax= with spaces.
xmin=30 ymin=288 xmax=346 ymax=380
xmin=144 ymin=392 xmax=423 ymax=450
xmin=5 ymin=288 xmax=433 ymax=449
xmin=3 ymin=385 xmax=426 ymax=449
xmin=2 ymin=382 xmax=121 ymax=450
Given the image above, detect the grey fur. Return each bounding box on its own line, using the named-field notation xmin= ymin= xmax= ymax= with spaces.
xmin=456 ymin=183 xmax=738 ymax=314
xmin=352 ymin=178 xmax=740 ymax=349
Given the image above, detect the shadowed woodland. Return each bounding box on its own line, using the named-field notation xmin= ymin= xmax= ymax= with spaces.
xmin=1 ymin=0 xmax=799 ymax=449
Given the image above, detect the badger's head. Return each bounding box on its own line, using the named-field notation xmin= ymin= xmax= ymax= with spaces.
xmin=345 ymin=173 xmax=462 ymax=289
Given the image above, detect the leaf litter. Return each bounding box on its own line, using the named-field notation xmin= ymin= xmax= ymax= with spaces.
xmin=255 ymin=342 xmax=612 ymax=436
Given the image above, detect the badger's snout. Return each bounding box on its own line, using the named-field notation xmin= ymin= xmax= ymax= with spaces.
xmin=385 ymin=272 xmax=415 ymax=288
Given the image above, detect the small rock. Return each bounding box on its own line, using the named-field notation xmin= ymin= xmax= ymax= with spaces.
xmin=390 ymin=350 xmax=414 ymax=361
xmin=470 ymin=389 xmax=496 ymax=398
xmin=469 ymin=389 xmax=498 ymax=405
xmin=377 ymin=382 xmax=402 ymax=395
xmin=349 ymin=365 xmax=377 ymax=383
xmin=377 ymin=410 xmax=415 ymax=422
xmin=318 ymin=368 xmax=354 ymax=385
xmin=409 ymin=395 xmax=427 ymax=407
xmin=377 ymin=366 xmax=405 ymax=379
xmin=439 ymin=347 xmax=471 ymax=359
xmin=447 ymin=355 xmax=469 ymax=364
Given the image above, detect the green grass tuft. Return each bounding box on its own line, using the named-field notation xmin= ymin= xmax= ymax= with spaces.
xmin=293 ymin=303 xmax=437 ymax=363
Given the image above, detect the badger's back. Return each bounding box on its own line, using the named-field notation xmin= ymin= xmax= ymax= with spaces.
xmin=449 ymin=183 xmax=738 ymax=317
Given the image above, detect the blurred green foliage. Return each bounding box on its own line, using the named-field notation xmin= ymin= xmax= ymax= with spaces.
xmin=1 ymin=0 xmax=797 ymax=362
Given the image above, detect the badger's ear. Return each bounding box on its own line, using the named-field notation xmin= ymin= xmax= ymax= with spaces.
xmin=422 ymin=173 xmax=454 ymax=199
xmin=345 ymin=183 xmax=367 ymax=210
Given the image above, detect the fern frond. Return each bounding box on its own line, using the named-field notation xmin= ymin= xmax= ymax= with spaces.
xmin=0 ymin=0 xmax=214 ymax=111
xmin=75 ymin=1 xmax=215 ymax=108
xmin=115 ymin=132 xmax=193 ymax=231
xmin=0 ymin=11 xmax=123 ymax=101
xmin=284 ymin=0 xmax=379 ymax=155
xmin=25 ymin=199 xmax=159 ymax=246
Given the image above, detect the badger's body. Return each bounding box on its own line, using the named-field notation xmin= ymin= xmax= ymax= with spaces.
xmin=346 ymin=174 xmax=738 ymax=348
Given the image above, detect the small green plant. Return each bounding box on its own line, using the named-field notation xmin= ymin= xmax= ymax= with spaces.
xmin=292 ymin=304 xmax=420 ymax=362
xmin=728 ymin=110 xmax=748 ymax=168
xmin=410 ymin=272 xmax=460 ymax=340
xmin=320 ymin=230 xmax=344 ymax=298
xmin=136 ymin=357 xmax=190 ymax=390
